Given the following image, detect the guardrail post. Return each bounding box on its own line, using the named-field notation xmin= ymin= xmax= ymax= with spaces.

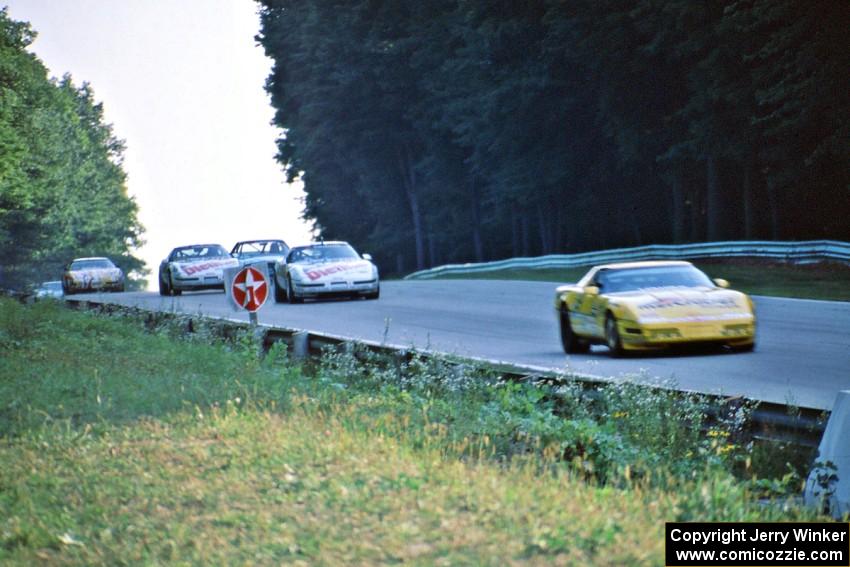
xmin=292 ymin=331 xmax=309 ymax=360
xmin=804 ymin=390 xmax=850 ymax=518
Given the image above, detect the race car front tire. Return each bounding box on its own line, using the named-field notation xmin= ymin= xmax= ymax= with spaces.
xmin=365 ymin=286 xmax=380 ymax=300
xmin=169 ymin=275 xmax=181 ymax=296
xmin=605 ymin=313 xmax=625 ymax=357
xmin=287 ymin=276 xmax=303 ymax=304
xmin=559 ymin=308 xmax=588 ymax=354
xmin=274 ymin=276 xmax=286 ymax=303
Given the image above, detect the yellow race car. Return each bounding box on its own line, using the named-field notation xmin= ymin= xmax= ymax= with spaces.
xmin=554 ymin=261 xmax=755 ymax=356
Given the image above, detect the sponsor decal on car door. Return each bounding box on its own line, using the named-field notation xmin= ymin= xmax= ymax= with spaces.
xmin=568 ymin=292 xmax=597 ymax=336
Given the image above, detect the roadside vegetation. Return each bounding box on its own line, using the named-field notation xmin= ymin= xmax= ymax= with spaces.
xmin=431 ymin=259 xmax=850 ymax=302
xmin=0 ymin=298 xmax=824 ymax=564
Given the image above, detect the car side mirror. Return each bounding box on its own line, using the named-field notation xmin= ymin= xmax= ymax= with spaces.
xmin=584 ymin=285 xmax=600 ymax=296
xmin=362 ymin=253 xmax=373 ymax=261
xmin=713 ymin=278 xmax=730 ymax=289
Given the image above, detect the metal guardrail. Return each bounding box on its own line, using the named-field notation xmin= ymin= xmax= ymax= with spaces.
xmin=59 ymin=297 xmax=828 ymax=449
xmin=404 ymin=240 xmax=850 ymax=280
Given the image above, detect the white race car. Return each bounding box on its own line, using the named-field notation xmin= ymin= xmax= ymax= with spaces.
xmin=159 ymin=243 xmax=239 ymax=296
xmin=274 ymin=241 xmax=379 ymax=303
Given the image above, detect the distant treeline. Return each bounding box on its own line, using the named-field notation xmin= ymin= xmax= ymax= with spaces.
xmin=259 ymin=1 xmax=849 ymax=273
xmin=0 ymin=9 xmax=144 ymax=289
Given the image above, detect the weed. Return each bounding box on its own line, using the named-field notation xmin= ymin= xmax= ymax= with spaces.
xmin=0 ymin=297 xmax=826 ymax=565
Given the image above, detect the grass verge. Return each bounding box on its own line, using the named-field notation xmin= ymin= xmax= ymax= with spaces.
xmin=0 ymin=298 xmax=825 ymax=564
xmin=428 ymin=259 xmax=850 ymax=301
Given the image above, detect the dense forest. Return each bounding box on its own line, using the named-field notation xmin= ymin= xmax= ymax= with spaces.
xmin=257 ymin=0 xmax=849 ymax=273
xmin=0 ymin=9 xmax=144 ymax=290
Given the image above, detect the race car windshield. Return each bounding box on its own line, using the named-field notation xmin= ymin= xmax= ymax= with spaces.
xmin=288 ymin=244 xmax=360 ymax=263
xmin=236 ymin=241 xmax=287 ymax=257
xmin=70 ymin=259 xmax=114 ymax=270
xmin=598 ymin=265 xmax=714 ymax=293
xmin=173 ymin=245 xmax=229 ymax=260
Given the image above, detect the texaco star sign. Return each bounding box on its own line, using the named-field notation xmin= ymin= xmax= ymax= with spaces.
xmin=230 ymin=266 xmax=269 ymax=312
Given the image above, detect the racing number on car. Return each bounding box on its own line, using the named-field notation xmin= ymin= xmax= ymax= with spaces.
xmin=566 ymin=292 xmax=593 ymax=335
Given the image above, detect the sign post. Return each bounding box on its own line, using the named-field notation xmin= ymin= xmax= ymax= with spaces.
xmin=226 ymin=265 xmax=269 ymax=325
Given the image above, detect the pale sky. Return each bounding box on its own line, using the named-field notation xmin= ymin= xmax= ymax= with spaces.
xmin=5 ymin=0 xmax=314 ymax=287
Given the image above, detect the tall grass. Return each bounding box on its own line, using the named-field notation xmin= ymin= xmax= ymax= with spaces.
xmin=0 ymin=298 xmax=823 ymax=564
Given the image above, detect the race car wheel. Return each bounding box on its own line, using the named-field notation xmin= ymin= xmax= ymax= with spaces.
xmin=286 ymin=276 xmax=303 ymax=304
xmin=170 ymin=275 xmax=182 ymax=296
xmin=730 ymin=341 xmax=755 ymax=353
xmin=559 ymin=308 xmax=588 ymax=354
xmin=274 ymin=275 xmax=286 ymax=303
xmin=159 ymin=274 xmax=170 ymax=296
xmin=604 ymin=313 xmax=625 ymax=357
xmin=365 ymin=286 xmax=380 ymax=300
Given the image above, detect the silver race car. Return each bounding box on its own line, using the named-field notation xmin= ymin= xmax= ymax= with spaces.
xmin=231 ymin=239 xmax=290 ymax=296
xmin=274 ymin=241 xmax=379 ymax=303
xmin=159 ymin=243 xmax=239 ymax=296
xmin=62 ymin=257 xmax=125 ymax=294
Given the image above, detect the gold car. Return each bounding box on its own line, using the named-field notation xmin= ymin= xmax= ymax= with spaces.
xmin=554 ymin=261 xmax=755 ymax=356
xmin=62 ymin=257 xmax=125 ymax=295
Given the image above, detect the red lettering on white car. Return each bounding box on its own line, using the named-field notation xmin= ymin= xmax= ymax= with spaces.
xmin=305 ymin=263 xmax=360 ymax=281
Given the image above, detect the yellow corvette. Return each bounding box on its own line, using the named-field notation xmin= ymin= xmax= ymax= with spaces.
xmin=554 ymin=261 xmax=755 ymax=356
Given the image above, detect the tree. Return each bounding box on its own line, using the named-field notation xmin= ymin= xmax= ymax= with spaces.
xmin=0 ymin=9 xmax=145 ymax=289
xmin=256 ymin=0 xmax=850 ymax=275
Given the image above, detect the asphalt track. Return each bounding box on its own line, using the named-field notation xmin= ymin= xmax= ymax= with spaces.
xmin=81 ymin=280 xmax=850 ymax=410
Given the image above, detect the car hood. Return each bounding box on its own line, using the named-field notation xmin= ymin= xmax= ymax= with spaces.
xmin=610 ymin=287 xmax=753 ymax=323
xmin=291 ymin=259 xmax=374 ymax=282
xmin=66 ymin=268 xmax=122 ymax=280
xmin=172 ymin=257 xmax=238 ymax=277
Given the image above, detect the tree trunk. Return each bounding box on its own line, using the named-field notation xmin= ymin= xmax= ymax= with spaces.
xmin=742 ymin=159 xmax=754 ymax=239
xmin=553 ymin=205 xmax=564 ymax=251
xmin=521 ymin=212 xmax=531 ymax=256
xmin=706 ymin=155 xmax=721 ymax=241
xmin=766 ymin=177 xmax=781 ymax=239
xmin=689 ymin=186 xmax=701 ymax=242
xmin=397 ymin=146 xmax=425 ymax=271
xmin=670 ymin=168 xmax=686 ymax=243
xmin=469 ymin=178 xmax=484 ymax=262
xmin=536 ymin=203 xmax=551 ymax=254
xmin=407 ymin=186 xmax=425 ymax=270
xmin=632 ymin=216 xmax=643 ymax=246
xmin=511 ymin=209 xmax=520 ymax=257
xmin=427 ymin=231 xmax=438 ymax=268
